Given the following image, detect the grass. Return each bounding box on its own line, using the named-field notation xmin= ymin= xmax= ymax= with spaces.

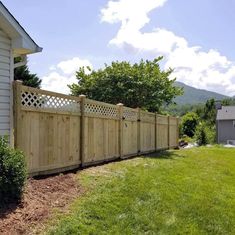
xmin=45 ymin=147 xmax=235 ymax=235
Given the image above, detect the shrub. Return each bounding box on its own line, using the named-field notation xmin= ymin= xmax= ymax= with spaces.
xmin=181 ymin=112 xmax=199 ymax=137
xmin=0 ymin=137 xmax=27 ymax=205
xmin=195 ymin=122 xmax=216 ymax=146
xmin=195 ymin=123 xmax=208 ymax=146
xmin=206 ymin=126 xmax=216 ymax=144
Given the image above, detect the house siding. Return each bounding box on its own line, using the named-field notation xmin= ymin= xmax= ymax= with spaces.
xmin=217 ymin=120 xmax=235 ymax=144
xmin=0 ymin=29 xmax=11 ymax=138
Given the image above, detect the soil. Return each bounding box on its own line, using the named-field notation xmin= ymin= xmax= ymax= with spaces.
xmin=0 ymin=173 xmax=81 ymax=235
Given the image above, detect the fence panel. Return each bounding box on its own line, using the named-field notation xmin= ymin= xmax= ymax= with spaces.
xmin=156 ymin=115 xmax=169 ymax=149
xmin=140 ymin=111 xmax=155 ymax=153
xmin=83 ymin=99 xmax=119 ymax=165
xmin=122 ymin=107 xmax=138 ymax=157
xmin=169 ymin=117 xmax=178 ymax=148
xmin=14 ymin=82 xmax=81 ymax=175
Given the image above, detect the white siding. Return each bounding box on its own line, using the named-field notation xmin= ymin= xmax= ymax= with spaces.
xmin=0 ymin=29 xmax=11 ymax=137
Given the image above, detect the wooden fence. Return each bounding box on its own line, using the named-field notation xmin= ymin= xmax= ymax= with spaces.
xmin=13 ymin=81 xmax=179 ymax=176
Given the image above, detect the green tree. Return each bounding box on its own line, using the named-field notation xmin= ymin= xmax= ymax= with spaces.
xmin=69 ymin=57 xmax=183 ymax=112
xmin=202 ymin=99 xmax=216 ymax=126
xmin=181 ymin=112 xmax=199 ymax=137
xmin=14 ymin=57 xmax=41 ymax=88
xmin=195 ymin=122 xmax=208 ymax=146
xmin=221 ymin=98 xmax=235 ymax=106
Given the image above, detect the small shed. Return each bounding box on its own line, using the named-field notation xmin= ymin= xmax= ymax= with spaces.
xmin=216 ymin=106 xmax=235 ymax=144
xmin=0 ymin=2 xmax=42 ymax=145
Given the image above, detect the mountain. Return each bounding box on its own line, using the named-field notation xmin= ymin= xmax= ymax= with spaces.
xmin=174 ymin=82 xmax=229 ymax=105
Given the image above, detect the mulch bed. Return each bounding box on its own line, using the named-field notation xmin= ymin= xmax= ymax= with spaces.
xmin=0 ymin=173 xmax=82 ymax=235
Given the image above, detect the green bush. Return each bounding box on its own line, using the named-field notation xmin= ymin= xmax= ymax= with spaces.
xmin=195 ymin=123 xmax=208 ymax=146
xmin=181 ymin=112 xmax=199 ymax=137
xmin=195 ymin=122 xmax=216 ymax=146
xmin=0 ymin=137 xmax=27 ymax=205
xmin=206 ymin=126 xmax=216 ymax=144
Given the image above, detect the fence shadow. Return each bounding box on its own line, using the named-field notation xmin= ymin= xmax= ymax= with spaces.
xmin=143 ymin=150 xmax=185 ymax=160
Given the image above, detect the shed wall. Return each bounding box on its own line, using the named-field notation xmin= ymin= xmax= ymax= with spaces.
xmin=0 ymin=29 xmax=11 ymax=138
xmin=217 ymin=120 xmax=235 ymax=144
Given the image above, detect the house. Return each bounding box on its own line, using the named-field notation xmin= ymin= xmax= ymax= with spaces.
xmin=0 ymin=1 xmax=42 ymax=145
xmin=216 ymin=106 xmax=235 ymax=144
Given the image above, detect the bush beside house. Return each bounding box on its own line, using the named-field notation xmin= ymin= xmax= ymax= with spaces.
xmin=0 ymin=138 xmax=27 ymax=205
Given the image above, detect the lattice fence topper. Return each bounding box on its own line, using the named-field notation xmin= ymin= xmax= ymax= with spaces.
xmin=84 ymin=101 xmax=118 ymax=118
xmin=21 ymin=91 xmax=81 ymax=113
xmin=123 ymin=107 xmax=138 ymax=121
xmin=141 ymin=111 xmax=155 ymax=123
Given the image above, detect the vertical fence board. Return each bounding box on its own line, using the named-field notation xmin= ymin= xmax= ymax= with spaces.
xmin=156 ymin=115 xmax=169 ymax=150
xmin=140 ymin=111 xmax=155 ymax=153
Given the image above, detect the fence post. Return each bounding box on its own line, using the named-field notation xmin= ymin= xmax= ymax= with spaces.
xmin=137 ymin=108 xmax=141 ymax=155
xmin=117 ymin=103 xmax=124 ymax=158
xmin=168 ymin=115 xmax=170 ymax=149
xmin=13 ymin=80 xmax=23 ymax=148
xmin=79 ymin=95 xmax=86 ymax=166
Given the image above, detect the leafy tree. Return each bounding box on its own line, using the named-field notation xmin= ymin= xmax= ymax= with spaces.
xmin=202 ymin=99 xmax=216 ymax=126
xmin=14 ymin=57 xmax=41 ymax=88
xmin=181 ymin=112 xmax=199 ymax=137
xmin=69 ymin=57 xmax=183 ymax=112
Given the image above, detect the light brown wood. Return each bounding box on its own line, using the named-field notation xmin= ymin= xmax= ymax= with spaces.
xmin=14 ymin=84 xmax=179 ymax=175
xmin=140 ymin=110 xmax=155 ymax=153
xmin=117 ymin=103 xmax=124 ymax=158
xmin=79 ymin=95 xmax=86 ymax=165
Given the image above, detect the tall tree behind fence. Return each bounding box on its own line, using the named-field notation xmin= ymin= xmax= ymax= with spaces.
xmin=13 ymin=81 xmax=179 ymax=176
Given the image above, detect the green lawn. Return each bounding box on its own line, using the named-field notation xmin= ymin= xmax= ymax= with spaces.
xmin=45 ymin=147 xmax=235 ymax=235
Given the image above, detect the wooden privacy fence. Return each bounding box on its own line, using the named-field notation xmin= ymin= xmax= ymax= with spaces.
xmin=13 ymin=81 xmax=179 ymax=176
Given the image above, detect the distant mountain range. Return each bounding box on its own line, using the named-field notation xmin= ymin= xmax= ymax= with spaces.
xmin=174 ymin=82 xmax=229 ymax=105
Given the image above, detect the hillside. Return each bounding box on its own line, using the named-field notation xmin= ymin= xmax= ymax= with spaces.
xmin=174 ymin=82 xmax=229 ymax=105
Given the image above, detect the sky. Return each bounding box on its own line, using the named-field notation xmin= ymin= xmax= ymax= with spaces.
xmin=3 ymin=0 xmax=235 ymax=96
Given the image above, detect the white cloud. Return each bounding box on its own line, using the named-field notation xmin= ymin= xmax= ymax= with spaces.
xmin=41 ymin=57 xmax=93 ymax=94
xmin=57 ymin=57 xmax=92 ymax=75
xmin=101 ymin=0 xmax=235 ymax=96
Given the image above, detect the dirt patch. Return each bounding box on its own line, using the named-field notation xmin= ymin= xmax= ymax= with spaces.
xmin=0 ymin=173 xmax=82 ymax=235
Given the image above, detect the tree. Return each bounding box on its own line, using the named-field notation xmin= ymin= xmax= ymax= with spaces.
xmin=202 ymin=99 xmax=216 ymax=126
xmin=195 ymin=122 xmax=208 ymax=146
xmin=181 ymin=112 xmax=199 ymax=137
xmin=69 ymin=57 xmax=183 ymax=112
xmin=14 ymin=57 xmax=41 ymax=88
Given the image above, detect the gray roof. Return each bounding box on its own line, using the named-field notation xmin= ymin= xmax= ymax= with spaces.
xmin=216 ymin=106 xmax=235 ymax=120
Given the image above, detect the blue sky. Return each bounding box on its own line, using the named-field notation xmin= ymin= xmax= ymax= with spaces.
xmin=3 ymin=0 xmax=235 ymax=95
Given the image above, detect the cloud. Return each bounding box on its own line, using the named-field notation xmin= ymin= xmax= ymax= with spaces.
xmin=57 ymin=57 xmax=92 ymax=75
xmin=101 ymin=0 xmax=235 ymax=96
xmin=41 ymin=57 xmax=93 ymax=94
